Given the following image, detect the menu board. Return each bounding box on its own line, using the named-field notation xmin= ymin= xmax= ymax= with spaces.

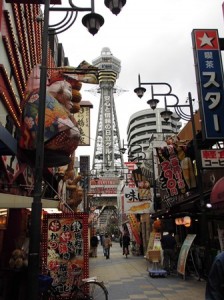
xmin=42 ymin=213 xmax=88 ymax=298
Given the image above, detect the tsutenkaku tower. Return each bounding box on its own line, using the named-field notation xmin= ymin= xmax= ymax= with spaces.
xmin=92 ymin=47 xmax=124 ymax=173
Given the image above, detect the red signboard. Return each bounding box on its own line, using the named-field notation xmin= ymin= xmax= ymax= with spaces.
xmin=194 ymin=30 xmax=219 ymax=50
xmin=90 ymin=177 xmax=120 ymax=195
xmin=42 ymin=213 xmax=88 ymax=298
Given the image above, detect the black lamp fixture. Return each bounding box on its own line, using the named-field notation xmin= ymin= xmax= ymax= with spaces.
xmin=44 ymin=0 xmax=127 ymax=36
xmin=134 ymin=74 xmax=193 ymax=122
xmin=104 ymin=0 xmax=127 ymax=15
xmin=82 ymin=0 xmax=126 ymax=34
xmin=147 ymin=98 xmax=159 ymax=110
xmin=134 ymin=74 xmax=204 ymax=219
xmin=119 ymin=140 xmax=146 ymax=165
xmin=134 ymin=86 xmax=146 ymax=98
xmin=82 ymin=12 xmax=104 ymax=35
xmin=160 ymin=106 xmax=173 ymax=122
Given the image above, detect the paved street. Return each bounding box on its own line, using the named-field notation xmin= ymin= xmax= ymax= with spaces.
xmin=89 ymin=242 xmax=206 ymax=300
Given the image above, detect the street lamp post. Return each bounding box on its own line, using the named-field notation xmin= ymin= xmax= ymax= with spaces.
xmin=28 ymin=1 xmax=126 ymax=299
xmin=134 ymin=75 xmax=205 ymax=241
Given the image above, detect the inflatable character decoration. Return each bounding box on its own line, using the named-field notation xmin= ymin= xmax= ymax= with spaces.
xmin=19 ymin=61 xmax=98 ymax=167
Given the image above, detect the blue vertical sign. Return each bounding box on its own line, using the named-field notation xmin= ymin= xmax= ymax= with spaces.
xmin=192 ymin=29 xmax=224 ymax=139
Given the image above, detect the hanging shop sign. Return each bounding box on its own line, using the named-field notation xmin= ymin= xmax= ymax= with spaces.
xmin=42 ymin=213 xmax=88 ymax=299
xmin=79 ymin=155 xmax=90 ymax=174
xmin=128 ymin=214 xmax=141 ymax=245
xmin=76 ymin=103 xmax=92 ymax=146
xmin=124 ymin=162 xmax=137 ymax=188
xmin=123 ymin=187 xmax=151 ymax=214
xmin=156 ymin=145 xmax=196 ymax=208
xmin=201 ymin=149 xmax=224 ymax=168
xmin=192 ymin=29 xmax=224 ymax=140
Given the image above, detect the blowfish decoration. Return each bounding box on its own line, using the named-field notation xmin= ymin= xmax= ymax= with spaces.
xmin=18 ymin=61 xmax=99 ymax=167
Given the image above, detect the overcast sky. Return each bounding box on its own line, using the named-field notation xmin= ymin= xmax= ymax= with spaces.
xmin=49 ymin=0 xmax=224 ymax=162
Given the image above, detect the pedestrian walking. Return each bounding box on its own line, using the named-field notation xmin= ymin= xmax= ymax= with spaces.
xmin=122 ymin=231 xmax=130 ymax=257
xmin=205 ymin=251 xmax=224 ymax=299
xmin=160 ymin=231 xmax=177 ymax=274
xmin=90 ymin=234 xmax=99 ymax=258
xmin=103 ymin=233 xmax=112 ymax=259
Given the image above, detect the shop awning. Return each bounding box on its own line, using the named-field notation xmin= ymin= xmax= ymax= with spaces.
xmin=152 ymin=191 xmax=211 ymax=219
xmin=0 ymin=193 xmax=59 ymax=208
xmin=0 ymin=124 xmax=17 ymax=155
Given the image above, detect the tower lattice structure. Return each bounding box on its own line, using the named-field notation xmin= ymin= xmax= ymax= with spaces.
xmin=92 ymin=47 xmax=124 ymax=174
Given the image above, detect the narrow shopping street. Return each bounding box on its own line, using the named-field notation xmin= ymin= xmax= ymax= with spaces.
xmin=89 ymin=242 xmax=206 ymax=300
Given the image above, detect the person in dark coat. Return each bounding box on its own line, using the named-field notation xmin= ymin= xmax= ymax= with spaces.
xmin=206 ymin=251 xmax=224 ymax=299
xmin=122 ymin=232 xmax=130 ymax=255
xmin=160 ymin=231 xmax=177 ymax=273
xmin=90 ymin=235 xmax=99 ymax=257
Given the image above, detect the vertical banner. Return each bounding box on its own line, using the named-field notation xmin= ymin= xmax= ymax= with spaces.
xmin=42 ymin=213 xmax=88 ymax=298
xmin=128 ymin=214 xmax=141 ymax=245
xmin=79 ymin=155 xmax=90 ymax=174
xmin=177 ymin=234 xmax=196 ymax=277
xmin=156 ymin=145 xmax=196 ymax=208
xmin=80 ymin=155 xmax=90 ymax=191
xmin=76 ymin=104 xmax=91 ymax=146
xmin=192 ymin=29 xmax=224 ymax=139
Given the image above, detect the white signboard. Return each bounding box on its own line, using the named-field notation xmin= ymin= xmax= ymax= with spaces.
xmin=201 ymin=149 xmax=224 ymax=168
xmin=123 ymin=187 xmax=151 ymax=214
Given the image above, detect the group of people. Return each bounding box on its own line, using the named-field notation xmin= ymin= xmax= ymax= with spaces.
xmin=91 ymin=230 xmax=224 ymax=299
xmin=160 ymin=231 xmax=224 ymax=299
xmin=90 ymin=231 xmax=131 ymax=259
xmin=90 ymin=233 xmax=113 ymax=259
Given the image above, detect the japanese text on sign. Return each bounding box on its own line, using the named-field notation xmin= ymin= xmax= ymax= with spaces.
xmin=192 ymin=29 xmax=224 ymax=139
xmin=201 ymin=149 xmax=224 ymax=168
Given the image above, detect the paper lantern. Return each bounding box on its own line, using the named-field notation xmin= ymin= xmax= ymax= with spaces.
xmin=183 ymin=216 xmax=191 ymax=227
xmin=175 ymin=218 xmax=183 ymax=225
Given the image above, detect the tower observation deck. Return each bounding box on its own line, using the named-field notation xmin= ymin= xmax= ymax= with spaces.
xmin=92 ymin=47 xmax=124 ymax=174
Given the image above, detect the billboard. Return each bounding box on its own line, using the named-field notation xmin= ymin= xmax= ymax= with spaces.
xmin=192 ymin=29 xmax=224 ymax=139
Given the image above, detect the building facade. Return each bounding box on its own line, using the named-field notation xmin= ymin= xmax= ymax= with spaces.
xmin=127 ymin=107 xmax=181 ymax=156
